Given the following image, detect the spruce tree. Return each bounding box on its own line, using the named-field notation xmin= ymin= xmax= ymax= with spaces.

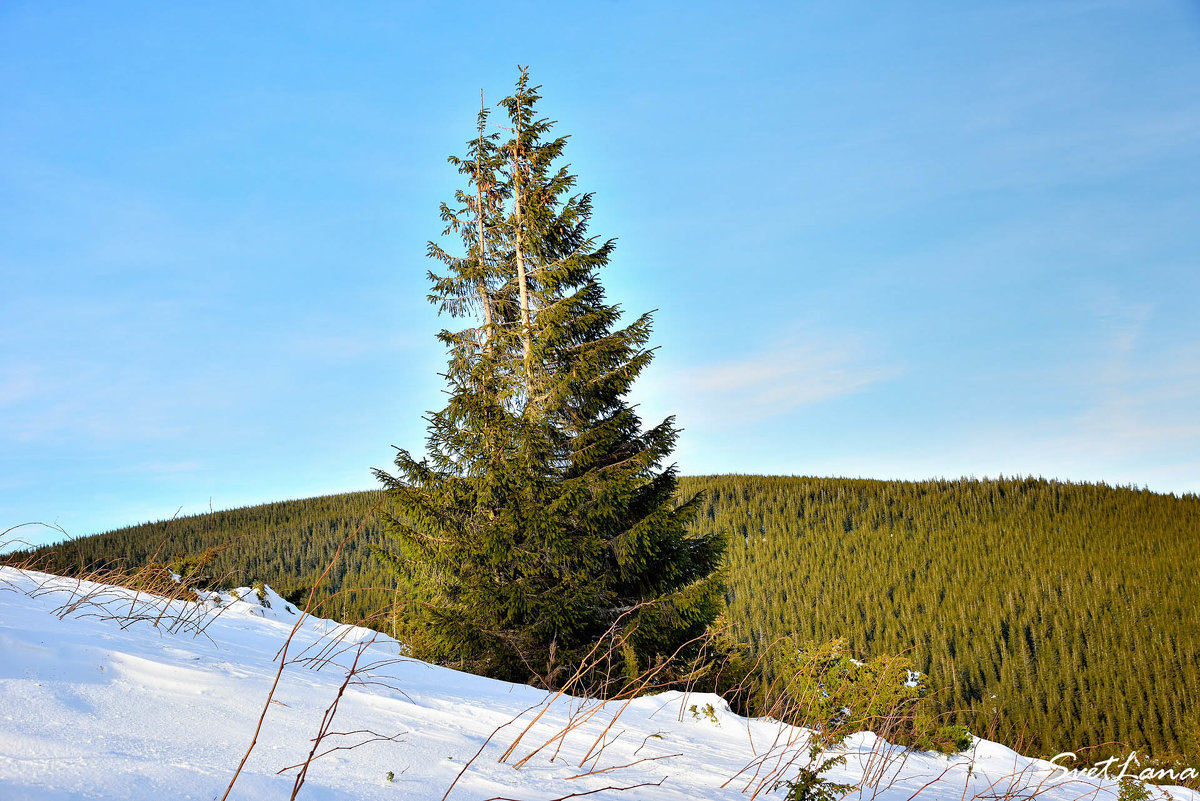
xmin=374 ymin=69 xmax=726 ymax=689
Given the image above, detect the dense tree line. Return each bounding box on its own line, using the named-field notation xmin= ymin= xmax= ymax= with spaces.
xmin=14 ymin=492 xmax=398 ymax=627
xmin=11 ymin=475 xmax=1199 ymax=763
xmin=684 ymin=475 xmax=1200 ymax=765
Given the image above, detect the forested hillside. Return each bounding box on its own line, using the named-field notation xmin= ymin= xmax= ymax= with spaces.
xmin=11 ymin=476 xmax=1199 ymax=764
xmin=690 ymin=476 xmax=1200 ymax=764
xmin=15 ymin=492 xmax=398 ymax=625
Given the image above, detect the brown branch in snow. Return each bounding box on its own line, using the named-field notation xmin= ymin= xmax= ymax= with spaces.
xmin=563 ymin=752 xmax=682 ymax=781
xmin=219 ymin=497 xmax=385 ymax=801
xmin=481 ymin=777 xmax=665 ymax=801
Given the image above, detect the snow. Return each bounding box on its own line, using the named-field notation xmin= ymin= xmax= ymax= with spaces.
xmin=0 ymin=566 xmax=1195 ymax=801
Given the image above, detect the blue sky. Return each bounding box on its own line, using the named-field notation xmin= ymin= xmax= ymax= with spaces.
xmin=2 ymin=1 xmax=1198 ymax=547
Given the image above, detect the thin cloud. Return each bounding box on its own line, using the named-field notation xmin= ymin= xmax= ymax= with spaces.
xmin=289 ymin=332 xmax=412 ymax=362
xmin=106 ymin=460 xmax=206 ymax=477
xmin=1050 ymin=298 xmax=1200 ymax=458
xmin=0 ymin=359 xmax=204 ymax=445
xmin=1051 ymin=340 xmax=1200 ymax=464
xmin=903 ymin=304 xmax=1200 ymax=493
xmin=651 ymin=335 xmax=900 ymax=427
xmin=0 ymin=365 xmax=40 ymax=407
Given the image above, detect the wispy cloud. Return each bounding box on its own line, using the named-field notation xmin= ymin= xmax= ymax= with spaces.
xmin=106 ymin=460 xmax=206 ymax=477
xmin=0 ymin=364 xmax=40 ymax=407
xmin=645 ymin=332 xmax=900 ymax=428
xmin=288 ymin=332 xmax=411 ymax=362
xmin=1049 ymin=300 xmax=1200 ymax=462
xmin=919 ymin=298 xmax=1200 ymax=493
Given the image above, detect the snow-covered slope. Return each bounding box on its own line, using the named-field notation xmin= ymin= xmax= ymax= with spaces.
xmin=0 ymin=566 xmax=1193 ymax=801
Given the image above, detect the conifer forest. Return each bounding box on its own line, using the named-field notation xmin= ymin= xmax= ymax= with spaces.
xmin=14 ymin=475 xmax=1200 ymax=765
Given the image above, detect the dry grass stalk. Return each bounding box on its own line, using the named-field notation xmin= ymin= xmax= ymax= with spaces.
xmin=219 ymin=497 xmax=385 ymax=801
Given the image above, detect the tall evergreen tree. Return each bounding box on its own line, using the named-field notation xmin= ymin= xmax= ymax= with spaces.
xmin=374 ymin=69 xmax=726 ymax=688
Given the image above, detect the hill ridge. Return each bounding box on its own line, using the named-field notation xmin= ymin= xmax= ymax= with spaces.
xmin=9 ymin=474 xmax=1200 ymax=766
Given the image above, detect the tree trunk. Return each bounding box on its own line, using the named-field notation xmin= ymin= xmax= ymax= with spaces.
xmin=475 ymin=90 xmax=493 ymax=338
xmin=512 ymin=131 xmax=534 ymax=401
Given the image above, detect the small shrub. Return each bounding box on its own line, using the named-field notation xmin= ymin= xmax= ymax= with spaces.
xmin=166 ymin=550 xmax=219 ymax=590
xmin=282 ymin=586 xmax=310 ymax=607
xmin=772 ymin=638 xmax=929 ymax=749
xmin=932 ymin=724 xmax=973 ymax=754
xmin=620 ymin=640 xmax=639 ymax=682
xmin=773 ymin=747 xmax=856 ymax=801
xmin=1118 ymin=777 xmax=1151 ymax=801
xmin=908 ymin=715 xmax=973 ymax=754
xmin=251 ymin=580 xmax=270 ymax=607
xmin=736 ymin=636 xmax=969 ymax=755
xmin=690 ymin=702 xmax=720 ymax=725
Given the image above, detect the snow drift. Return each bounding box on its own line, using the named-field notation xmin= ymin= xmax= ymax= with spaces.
xmin=0 ymin=566 xmax=1194 ymax=801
